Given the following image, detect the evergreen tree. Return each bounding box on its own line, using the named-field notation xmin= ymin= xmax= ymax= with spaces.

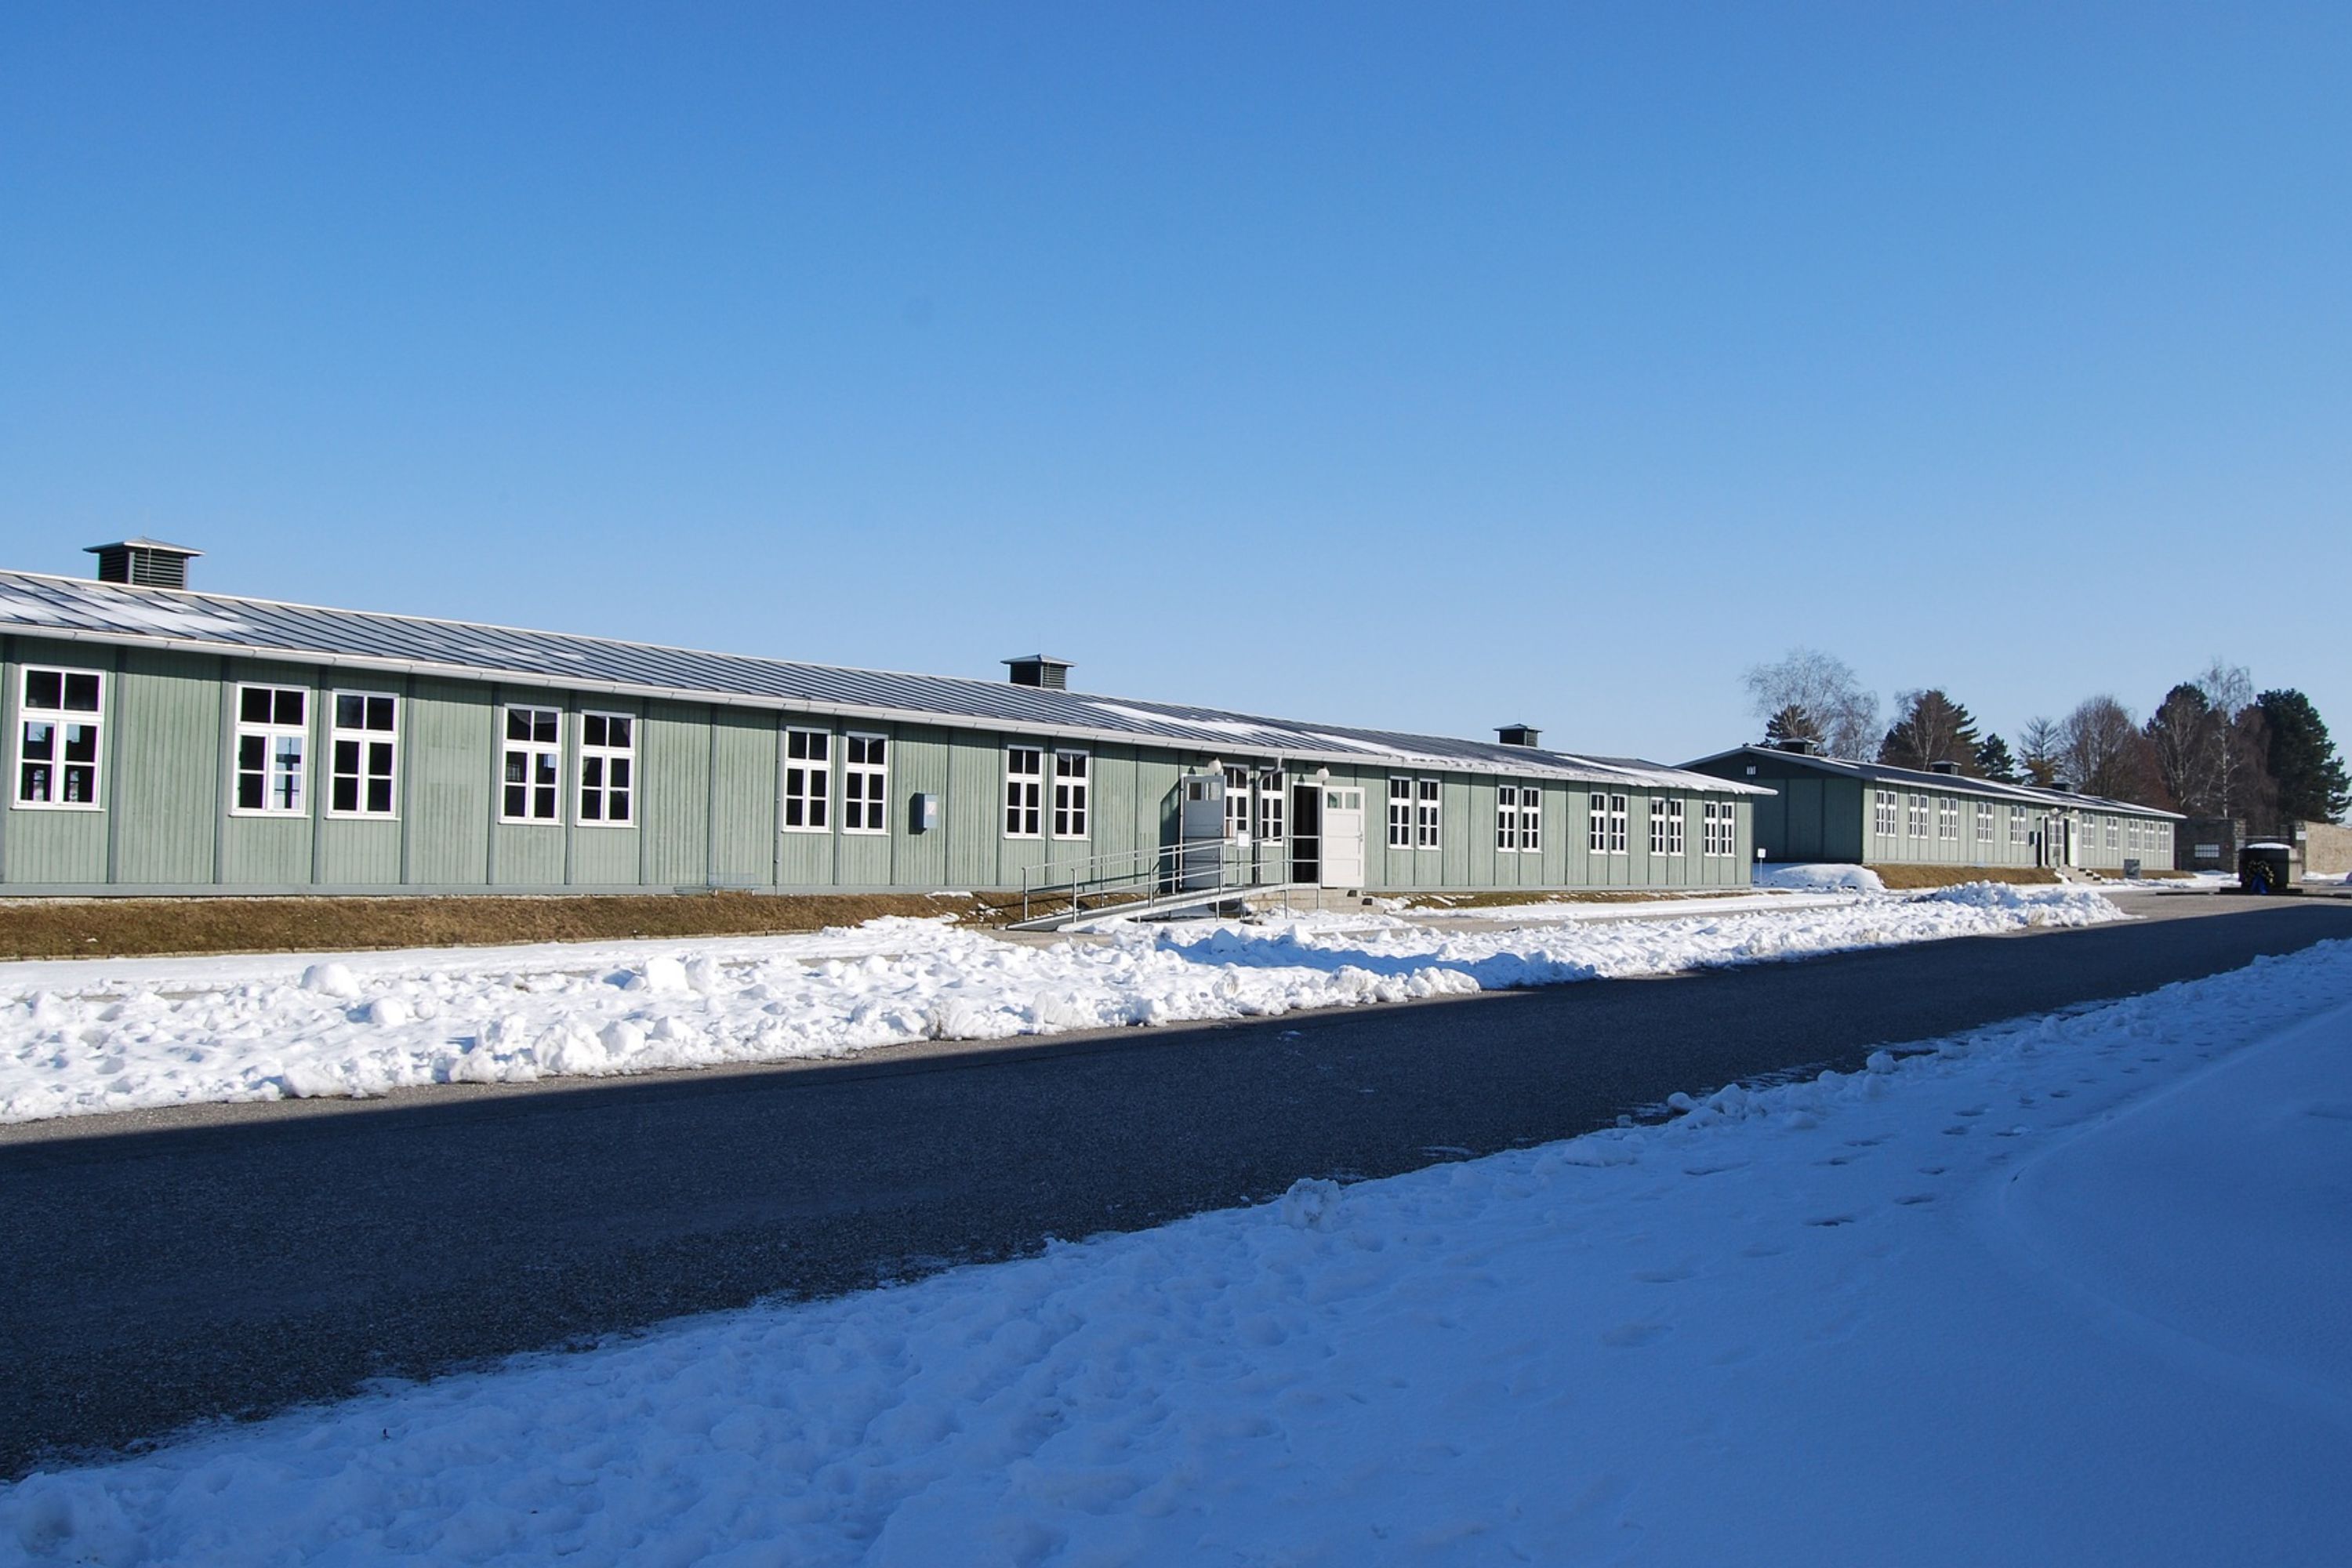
xmin=1762 ymin=704 xmax=1821 ymax=747
xmin=2256 ymin=689 xmax=2350 ymax=822
xmin=2018 ymin=716 xmax=2063 ymax=786
xmin=1879 ymin=690 xmax=1983 ymax=773
xmin=1974 ymin=734 xmax=2020 ymax=783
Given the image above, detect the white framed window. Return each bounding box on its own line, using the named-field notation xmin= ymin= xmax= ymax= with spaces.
xmin=500 ymin=705 xmax=561 ymax=822
xmin=1497 ymin=785 xmax=1520 ymax=851
xmin=2010 ymin=804 xmax=2027 ymax=846
xmin=2105 ymin=817 xmax=2120 ymax=850
xmin=579 ymin=711 xmax=635 ymax=826
xmin=1414 ymin=778 xmax=1441 ymax=849
xmin=1225 ymin=765 xmax=1253 ymax=840
xmin=1976 ymin=801 xmax=1993 ymax=844
xmin=1004 ymin=746 xmax=1043 ymax=837
xmin=1937 ymin=797 xmax=1958 ymax=841
xmin=1604 ymin=793 xmax=1628 ymax=855
xmin=1519 ymin=785 xmax=1541 ymax=855
xmin=1053 ymin=750 xmax=1089 ymax=838
xmin=16 ymin=666 xmax=103 ymax=808
xmin=1588 ymin=793 xmax=1607 ymax=854
xmin=1388 ymin=777 xmax=1414 ymax=848
xmin=1704 ymin=799 xmax=1740 ymax=857
xmin=1873 ymin=789 xmax=1896 ymax=837
xmin=1251 ymin=768 xmax=1283 ymax=843
xmin=1650 ymin=797 xmax=1685 ymax=856
xmin=234 ymin=684 xmax=309 ymax=815
xmin=843 ymin=733 xmax=888 ymax=833
xmin=328 ymin=691 xmax=399 ymax=818
xmin=1907 ymin=793 xmax=1929 ymax=838
xmin=784 ymin=728 xmax=830 ymax=831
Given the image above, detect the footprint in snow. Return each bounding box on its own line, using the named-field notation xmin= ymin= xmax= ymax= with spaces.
xmin=1893 ymin=1193 xmax=1936 ymax=1207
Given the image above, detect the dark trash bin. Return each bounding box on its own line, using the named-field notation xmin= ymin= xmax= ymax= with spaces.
xmin=2238 ymin=843 xmax=2294 ymax=895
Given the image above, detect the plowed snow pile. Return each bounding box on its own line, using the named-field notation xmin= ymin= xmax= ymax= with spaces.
xmin=0 ymin=884 xmax=2123 ymax=1123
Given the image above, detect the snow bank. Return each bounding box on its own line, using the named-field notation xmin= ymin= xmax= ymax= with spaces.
xmin=0 ymin=890 xmax=2124 ymax=1124
xmin=1756 ymin=862 xmax=1886 ymax=893
xmin=5 ymin=942 xmax=2344 ymax=1566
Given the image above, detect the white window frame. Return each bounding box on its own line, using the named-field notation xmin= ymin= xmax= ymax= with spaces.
xmin=2105 ymin=817 xmax=2120 ymax=850
xmin=783 ymin=728 xmax=831 ymax=832
xmin=1606 ymin=793 xmax=1628 ymax=855
xmin=1907 ymin=793 xmax=1929 ymax=839
xmin=1388 ymin=777 xmax=1414 ymax=848
xmin=578 ymin=710 xmax=636 ymax=827
xmin=1704 ymin=800 xmax=1739 ymax=857
xmin=1938 ymin=797 xmax=1958 ymax=842
xmin=1649 ymin=797 xmax=1686 ymax=857
xmin=1225 ymin=765 xmax=1254 ymax=840
xmin=2010 ymin=804 xmax=2027 ymax=846
xmin=1414 ymin=778 xmax=1441 ymax=850
xmin=842 ymin=732 xmax=888 ymax=835
xmin=1588 ymin=793 xmax=1607 ymax=854
xmin=1976 ymin=800 xmax=1993 ymax=845
xmin=1004 ymin=746 xmax=1043 ymax=839
xmin=1253 ymin=768 xmax=1283 ymax=844
xmin=231 ymin=684 xmax=310 ymax=817
xmin=499 ymin=704 xmax=562 ymax=824
xmin=1873 ymin=789 xmax=1896 ymax=837
xmin=14 ymin=666 xmax=105 ymax=810
xmin=1519 ymin=785 xmax=1542 ymax=855
xmin=1053 ymin=749 xmax=1090 ymax=839
xmin=1497 ymin=785 xmax=1520 ymax=852
xmin=326 ymin=690 xmax=400 ymax=819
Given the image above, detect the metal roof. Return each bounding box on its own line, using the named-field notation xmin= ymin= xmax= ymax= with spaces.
xmin=0 ymin=568 xmax=1767 ymax=796
xmin=1682 ymin=744 xmax=2183 ymax=819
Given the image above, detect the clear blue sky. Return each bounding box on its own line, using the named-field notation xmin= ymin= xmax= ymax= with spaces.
xmin=4 ymin=4 xmax=2345 ymax=762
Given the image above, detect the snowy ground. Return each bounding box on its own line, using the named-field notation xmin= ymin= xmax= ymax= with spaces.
xmin=0 ymin=884 xmax=2123 ymax=1124
xmin=7 ymin=937 xmax=2346 ymax=1566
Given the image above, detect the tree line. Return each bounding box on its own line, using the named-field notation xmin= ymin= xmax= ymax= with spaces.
xmin=1743 ymin=648 xmax=2350 ymax=825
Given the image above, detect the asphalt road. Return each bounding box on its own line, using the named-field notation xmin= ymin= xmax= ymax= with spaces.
xmin=3 ymin=893 xmax=2347 ymax=1478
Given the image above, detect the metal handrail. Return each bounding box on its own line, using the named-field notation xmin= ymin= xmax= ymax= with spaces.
xmin=1019 ymin=833 xmax=1321 ymax=923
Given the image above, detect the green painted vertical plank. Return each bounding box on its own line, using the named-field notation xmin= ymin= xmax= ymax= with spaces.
xmin=111 ymin=648 xmax=218 ymax=884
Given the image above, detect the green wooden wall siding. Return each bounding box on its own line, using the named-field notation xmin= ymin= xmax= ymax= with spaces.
xmin=2 ymin=647 xmax=1759 ymax=895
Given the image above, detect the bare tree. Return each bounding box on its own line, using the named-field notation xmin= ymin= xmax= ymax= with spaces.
xmin=2146 ymin=683 xmax=2223 ymax=814
xmin=2060 ymin=695 xmax=2149 ymax=800
xmin=1742 ymin=648 xmax=1878 ymax=760
xmin=2195 ymin=659 xmax=2259 ymax=818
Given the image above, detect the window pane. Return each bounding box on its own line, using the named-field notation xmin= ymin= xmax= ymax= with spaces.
xmin=608 ymin=717 xmax=631 ymax=747
xmin=611 ymin=759 xmax=630 ymax=789
xmin=25 ymin=670 xmax=61 ymax=711
xmin=366 ymin=696 xmax=395 ymax=731
xmin=242 ymin=687 xmax=274 ymax=724
xmin=581 ymin=789 xmax=602 ymax=821
xmin=535 ymin=786 xmax=556 ymax=818
xmin=333 ymin=776 xmax=358 ymax=813
xmin=582 ymin=757 xmax=604 ymax=789
xmin=505 ymin=753 xmax=527 ymax=783
xmin=274 ymin=690 xmax=305 ymax=726
xmin=810 ymin=797 xmax=826 ymax=828
xmin=238 ymin=771 xmax=263 ymax=811
xmin=64 ymin=673 xmax=100 ymax=712
xmin=336 ymin=694 xmax=365 ymax=729
xmin=507 ymin=709 xmax=531 ymax=742
xmin=611 ymin=790 xmax=630 ymax=822
xmin=535 ymin=712 xmax=558 ymax=743
xmin=63 ymin=765 xmax=95 ymax=803
xmin=367 ymin=777 xmax=392 ymax=814
xmin=335 ymin=738 xmax=361 ymax=775
xmin=583 ymin=714 xmax=607 ymax=747
xmin=534 ymin=753 xmax=557 ymax=786
xmin=22 ymin=720 xmax=54 ymax=760
xmin=20 ymin=762 xmax=48 ymax=803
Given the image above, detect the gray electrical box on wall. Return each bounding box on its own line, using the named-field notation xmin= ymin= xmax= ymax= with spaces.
xmin=910 ymin=793 xmax=940 ymax=833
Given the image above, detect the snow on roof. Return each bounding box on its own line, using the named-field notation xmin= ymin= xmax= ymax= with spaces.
xmin=1684 ymin=744 xmax=2183 ymax=819
xmin=0 ymin=568 xmax=1768 ymax=795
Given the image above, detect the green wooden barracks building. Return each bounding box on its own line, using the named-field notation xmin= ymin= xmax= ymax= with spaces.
xmin=1 ymin=541 xmax=1766 ymax=900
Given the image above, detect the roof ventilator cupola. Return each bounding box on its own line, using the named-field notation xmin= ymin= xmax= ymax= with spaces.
xmin=1929 ymin=760 xmax=1963 ymax=775
xmin=1496 ymin=724 xmax=1541 ymax=748
xmin=86 ymin=538 xmax=202 ymax=590
xmin=1003 ymin=655 xmax=1074 ymax=690
xmin=1772 ymin=736 xmax=1819 ymax=755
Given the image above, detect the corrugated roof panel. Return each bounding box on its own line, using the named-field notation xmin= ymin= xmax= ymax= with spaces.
xmin=0 ymin=569 xmax=1769 ymax=794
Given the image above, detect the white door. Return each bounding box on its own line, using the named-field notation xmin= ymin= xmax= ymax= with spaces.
xmin=1322 ymin=787 xmax=1365 ymax=887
